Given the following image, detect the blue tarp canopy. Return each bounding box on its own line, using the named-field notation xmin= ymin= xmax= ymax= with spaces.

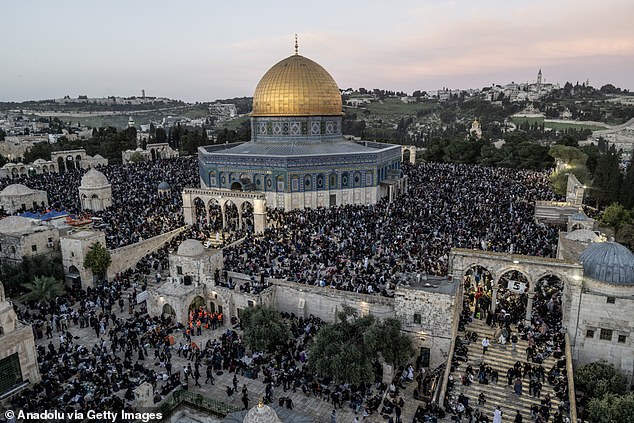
xmin=19 ymin=210 xmax=69 ymax=221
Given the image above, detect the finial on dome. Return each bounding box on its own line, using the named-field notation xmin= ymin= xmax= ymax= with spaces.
xmin=258 ymin=397 xmax=264 ymax=408
xmin=294 ymin=34 xmax=298 ymax=55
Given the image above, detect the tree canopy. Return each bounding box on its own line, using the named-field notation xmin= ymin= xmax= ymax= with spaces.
xmin=575 ymin=361 xmax=631 ymax=423
xmin=240 ymin=305 xmax=291 ymax=352
xmin=83 ymin=242 xmax=111 ymax=280
xmin=22 ymin=275 xmax=64 ymax=302
xmin=309 ymin=306 xmax=413 ymax=384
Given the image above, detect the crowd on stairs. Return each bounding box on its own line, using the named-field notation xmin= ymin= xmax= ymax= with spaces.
xmin=444 ymin=268 xmax=571 ymax=423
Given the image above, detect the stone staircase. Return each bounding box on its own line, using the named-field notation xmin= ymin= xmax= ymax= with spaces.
xmin=447 ymin=318 xmax=561 ymax=421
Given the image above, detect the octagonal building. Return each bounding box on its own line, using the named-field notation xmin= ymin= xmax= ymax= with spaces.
xmin=198 ymin=48 xmax=406 ymax=210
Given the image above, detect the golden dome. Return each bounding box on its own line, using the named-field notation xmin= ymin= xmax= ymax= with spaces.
xmin=251 ymin=54 xmax=343 ymax=117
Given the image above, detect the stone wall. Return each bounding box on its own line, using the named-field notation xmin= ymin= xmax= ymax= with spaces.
xmin=269 ymin=278 xmax=395 ymax=322
xmin=107 ymin=226 xmax=187 ymax=279
xmin=574 ymin=283 xmax=634 ymax=385
xmin=394 ymin=282 xmax=459 ymax=369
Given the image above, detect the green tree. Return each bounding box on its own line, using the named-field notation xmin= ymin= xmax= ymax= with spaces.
xmin=620 ymin=161 xmax=634 ymax=209
xmin=128 ymin=151 xmax=143 ymax=163
xmin=600 ymin=203 xmax=631 ymax=232
xmin=548 ymin=145 xmax=587 ymax=167
xmin=241 ymin=305 xmax=290 ymax=352
xmin=364 ymin=318 xmax=414 ymax=368
xmin=22 ymin=275 xmax=64 ymax=302
xmin=83 ymin=242 xmax=111 ymax=280
xmin=586 ymin=392 xmax=634 ymax=423
xmin=309 ymin=306 xmax=413 ymax=384
xmin=575 ymin=361 xmax=627 ymax=399
xmin=616 ymin=223 xmax=634 ymax=250
xmin=592 ymin=145 xmax=622 ymax=205
xmin=23 ymin=142 xmax=53 ymax=163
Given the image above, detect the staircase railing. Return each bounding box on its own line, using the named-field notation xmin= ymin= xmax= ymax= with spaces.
xmin=565 ymin=333 xmax=578 ymax=423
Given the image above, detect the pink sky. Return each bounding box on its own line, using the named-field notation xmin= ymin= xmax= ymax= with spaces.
xmin=1 ymin=0 xmax=632 ymax=101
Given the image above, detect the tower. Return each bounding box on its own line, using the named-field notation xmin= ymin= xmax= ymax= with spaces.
xmin=537 ymin=69 xmax=543 ymax=86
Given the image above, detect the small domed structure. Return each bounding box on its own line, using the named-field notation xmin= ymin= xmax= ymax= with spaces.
xmin=158 ymin=181 xmax=171 ymax=198
xmin=81 ymin=169 xmax=110 ymax=188
xmin=0 ymin=184 xmax=48 ymax=213
xmin=176 ymin=239 xmax=205 ymax=257
xmin=79 ymin=169 xmax=112 ymax=211
xmin=579 ymin=241 xmax=634 ymax=285
xmin=565 ymin=229 xmax=601 ymax=243
xmin=243 ymin=401 xmax=282 ymax=423
xmin=1 ymin=184 xmax=34 ymax=196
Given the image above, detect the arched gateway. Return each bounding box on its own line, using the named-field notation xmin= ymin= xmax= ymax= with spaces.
xmin=450 ymin=248 xmax=584 ymax=345
xmin=182 ymin=188 xmax=266 ymax=234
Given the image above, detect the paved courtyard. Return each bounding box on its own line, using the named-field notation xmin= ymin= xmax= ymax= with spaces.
xmin=32 ymin=282 xmax=429 ymax=423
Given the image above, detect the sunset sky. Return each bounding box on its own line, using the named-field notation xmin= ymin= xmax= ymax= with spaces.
xmin=2 ymin=0 xmax=633 ymax=102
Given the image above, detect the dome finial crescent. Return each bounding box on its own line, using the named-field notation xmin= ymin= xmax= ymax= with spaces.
xmin=294 ymin=34 xmax=298 ymax=55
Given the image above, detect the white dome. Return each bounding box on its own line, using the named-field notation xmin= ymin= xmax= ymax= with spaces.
xmin=0 ymin=184 xmax=35 ymax=196
xmin=80 ymin=169 xmax=110 ymax=188
xmin=176 ymin=239 xmax=205 ymax=257
xmin=565 ymin=229 xmax=600 ymax=243
xmin=0 ymin=216 xmax=34 ymax=233
xmin=243 ymin=403 xmax=282 ymax=423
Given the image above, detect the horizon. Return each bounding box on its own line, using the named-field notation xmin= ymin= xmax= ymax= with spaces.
xmin=2 ymin=0 xmax=633 ymax=103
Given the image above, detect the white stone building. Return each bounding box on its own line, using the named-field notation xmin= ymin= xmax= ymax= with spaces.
xmin=78 ymin=169 xmax=112 ymax=211
xmin=122 ymin=143 xmax=179 ymax=164
xmin=0 ymin=282 xmax=40 ymax=396
xmin=0 ymin=216 xmax=59 ymax=264
xmin=60 ymin=230 xmax=107 ymax=288
xmin=0 ymin=184 xmax=48 ymax=214
xmin=50 ymin=149 xmax=108 ymax=172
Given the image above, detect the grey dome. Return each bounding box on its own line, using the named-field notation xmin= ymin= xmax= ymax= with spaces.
xmin=176 ymin=239 xmax=204 ymax=257
xmin=158 ymin=181 xmax=170 ymax=190
xmin=1 ymin=183 xmax=34 ymax=196
xmin=570 ymin=212 xmax=588 ymax=221
xmin=579 ymin=241 xmax=634 ymax=285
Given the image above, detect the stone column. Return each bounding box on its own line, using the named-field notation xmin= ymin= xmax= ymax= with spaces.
xmin=237 ymin=208 xmax=243 ymax=230
xmin=182 ymin=191 xmax=194 ymax=225
xmin=490 ymin=286 xmax=498 ymax=315
xmin=524 ymin=291 xmax=535 ymax=323
xmin=253 ymin=199 xmax=266 ymax=235
xmin=221 ymin=203 xmax=227 ymax=229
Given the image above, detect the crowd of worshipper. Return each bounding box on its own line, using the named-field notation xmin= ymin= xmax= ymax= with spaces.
xmin=10 ymin=279 xmax=446 ymax=423
xmin=444 ymin=270 xmax=570 ymax=423
xmin=224 ymin=163 xmax=560 ymax=295
xmin=0 ymin=158 xmax=200 ymax=249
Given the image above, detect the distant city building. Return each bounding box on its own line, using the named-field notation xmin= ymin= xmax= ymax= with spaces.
xmin=122 ymin=143 xmax=179 ymax=164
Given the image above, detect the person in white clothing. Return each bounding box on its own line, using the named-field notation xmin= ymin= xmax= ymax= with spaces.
xmin=493 ymin=405 xmax=503 ymax=423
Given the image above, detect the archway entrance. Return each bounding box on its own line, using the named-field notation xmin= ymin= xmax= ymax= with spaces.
xmin=241 ymin=201 xmax=254 ymax=232
xmin=224 ymin=200 xmax=239 ymax=232
xmin=57 ymin=157 xmax=65 ymax=173
xmin=193 ymin=197 xmax=206 ymax=225
xmin=230 ymin=181 xmax=242 ymax=191
xmin=463 ymin=265 xmax=493 ymax=321
xmin=162 ymin=303 xmax=176 ymax=317
xmin=189 ymin=295 xmax=206 ymax=311
xmin=495 ymin=270 xmax=530 ymax=325
xmin=403 ymin=149 xmax=411 ymax=163
xmin=533 ymin=274 xmax=564 ymax=329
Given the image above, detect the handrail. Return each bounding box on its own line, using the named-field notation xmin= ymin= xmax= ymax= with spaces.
xmin=436 ymin=280 xmax=464 ymax=406
xmin=141 ymin=388 xmax=241 ymax=422
xmin=565 ymin=333 xmax=578 ymax=423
